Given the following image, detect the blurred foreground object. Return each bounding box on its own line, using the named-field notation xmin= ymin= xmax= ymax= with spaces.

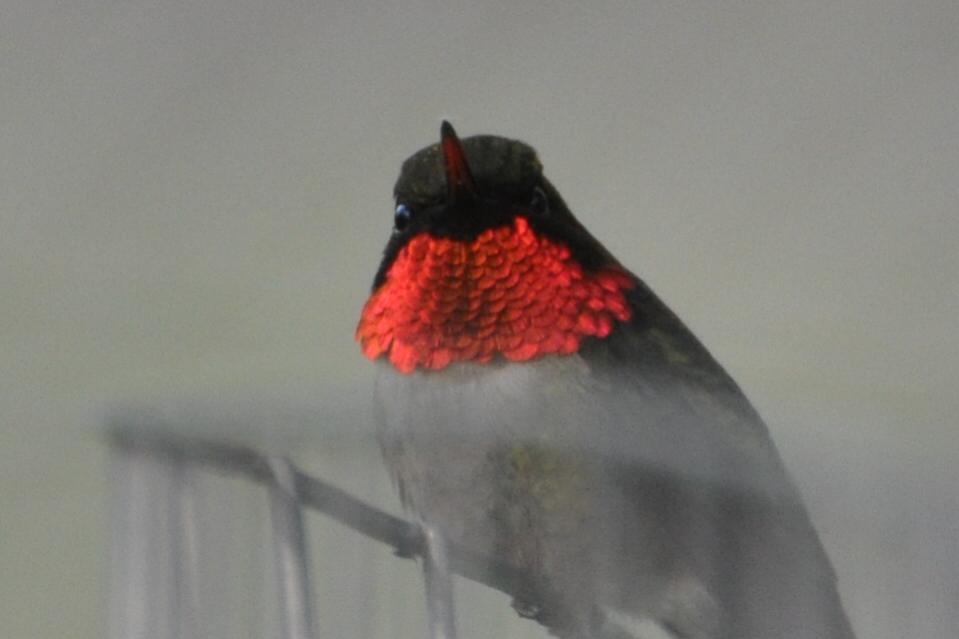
xmin=107 ymin=423 xmax=554 ymax=639
xmin=356 ymin=123 xmax=857 ymax=639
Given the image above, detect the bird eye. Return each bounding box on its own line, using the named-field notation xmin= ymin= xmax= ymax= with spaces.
xmin=394 ymin=203 xmax=412 ymax=231
xmin=529 ymin=186 xmax=549 ymax=217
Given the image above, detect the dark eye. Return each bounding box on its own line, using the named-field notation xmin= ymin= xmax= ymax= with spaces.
xmin=530 ymin=186 xmax=549 ymax=217
xmin=394 ymin=203 xmax=412 ymax=231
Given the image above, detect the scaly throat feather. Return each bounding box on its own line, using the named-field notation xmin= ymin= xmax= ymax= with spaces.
xmin=356 ymin=216 xmax=634 ymax=373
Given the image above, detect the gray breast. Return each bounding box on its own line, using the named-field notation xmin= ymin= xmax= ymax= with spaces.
xmin=372 ymin=356 xmax=714 ymax=635
xmin=371 ymin=354 xmax=854 ymax=639
xmin=372 ymin=355 xmax=599 ymax=530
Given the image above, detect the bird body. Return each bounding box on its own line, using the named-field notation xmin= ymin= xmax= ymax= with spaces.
xmin=357 ymin=123 xmax=855 ymax=639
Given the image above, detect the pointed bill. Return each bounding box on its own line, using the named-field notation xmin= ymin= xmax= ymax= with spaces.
xmin=440 ymin=121 xmax=477 ymax=200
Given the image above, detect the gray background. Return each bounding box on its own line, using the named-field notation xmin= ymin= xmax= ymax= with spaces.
xmin=2 ymin=1 xmax=957 ymax=638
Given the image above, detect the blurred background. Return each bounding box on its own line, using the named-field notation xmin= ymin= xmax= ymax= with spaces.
xmin=2 ymin=1 xmax=957 ymax=637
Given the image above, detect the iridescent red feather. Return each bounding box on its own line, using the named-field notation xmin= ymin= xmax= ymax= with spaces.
xmin=356 ymin=216 xmax=633 ymax=373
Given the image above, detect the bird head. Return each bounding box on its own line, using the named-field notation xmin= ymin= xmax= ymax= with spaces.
xmin=357 ymin=122 xmax=635 ymax=373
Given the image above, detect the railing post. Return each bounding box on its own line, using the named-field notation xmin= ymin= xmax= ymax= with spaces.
xmin=108 ymin=447 xmax=199 ymax=639
xmin=267 ymin=457 xmax=317 ymax=639
xmin=422 ymin=525 xmax=458 ymax=639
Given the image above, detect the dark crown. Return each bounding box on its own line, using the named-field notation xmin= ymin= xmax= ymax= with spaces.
xmin=394 ymin=135 xmax=543 ymax=208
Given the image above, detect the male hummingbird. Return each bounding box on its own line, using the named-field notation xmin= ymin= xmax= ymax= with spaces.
xmin=357 ymin=122 xmax=855 ymax=639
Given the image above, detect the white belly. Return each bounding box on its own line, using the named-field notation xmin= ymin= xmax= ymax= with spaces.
xmin=372 ymin=355 xmax=599 ymax=548
xmin=372 ymin=355 xmax=702 ymax=634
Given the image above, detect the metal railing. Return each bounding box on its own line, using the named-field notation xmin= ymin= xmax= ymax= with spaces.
xmin=107 ymin=427 xmax=545 ymax=639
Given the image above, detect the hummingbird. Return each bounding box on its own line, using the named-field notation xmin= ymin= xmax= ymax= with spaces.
xmin=356 ymin=122 xmax=856 ymax=639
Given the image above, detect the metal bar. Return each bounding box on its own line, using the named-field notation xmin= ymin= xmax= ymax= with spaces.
xmin=171 ymin=460 xmax=200 ymax=639
xmin=109 ymin=429 xmax=560 ymax=620
xmin=422 ymin=526 xmax=458 ymax=639
xmin=267 ymin=456 xmax=317 ymax=639
xmin=108 ymin=446 xmax=180 ymax=639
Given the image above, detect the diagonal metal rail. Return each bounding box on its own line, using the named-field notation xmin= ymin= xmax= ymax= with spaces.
xmin=108 ymin=426 xmax=561 ymax=638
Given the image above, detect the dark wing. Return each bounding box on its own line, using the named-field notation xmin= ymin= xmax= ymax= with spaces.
xmin=578 ymin=276 xmax=856 ymax=639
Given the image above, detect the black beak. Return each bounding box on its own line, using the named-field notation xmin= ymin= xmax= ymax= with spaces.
xmin=440 ymin=121 xmax=477 ymax=201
